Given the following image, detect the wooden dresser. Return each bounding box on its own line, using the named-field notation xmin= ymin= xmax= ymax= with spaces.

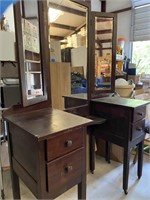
xmin=4 ymin=107 xmax=92 ymax=199
xmin=90 ymin=96 xmax=149 ymax=194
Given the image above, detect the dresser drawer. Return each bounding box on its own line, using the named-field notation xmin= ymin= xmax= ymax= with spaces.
xmin=130 ymin=119 xmax=145 ymax=141
xmin=46 ymin=148 xmax=83 ymax=195
xmin=46 ymin=127 xmax=84 ymax=161
xmin=133 ymin=107 xmax=146 ymax=122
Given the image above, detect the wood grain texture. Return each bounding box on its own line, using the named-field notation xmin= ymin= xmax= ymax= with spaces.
xmin=50 ymin=62 xmax=71 ymax=110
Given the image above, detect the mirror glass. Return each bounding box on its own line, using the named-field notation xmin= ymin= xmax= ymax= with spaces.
xmin=94 ymin=16 xmax=113 ymax=91
xmin=49 ymin=0 xmax=88 ymax=98
xmin=21 ymin=0 xmax=43 ymax=100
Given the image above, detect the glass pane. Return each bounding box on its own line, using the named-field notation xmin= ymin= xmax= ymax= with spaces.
xmin=21 ymin=0 xmax=43 ymax=100
xmin=95 ymin=17 xmax=113 ymax=91
xmin=49 ymin=0 xmax=88 ymax=98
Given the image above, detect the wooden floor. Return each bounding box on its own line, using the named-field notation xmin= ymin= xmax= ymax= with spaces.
xmin=1 ymin=141 xmax=150 ymax=200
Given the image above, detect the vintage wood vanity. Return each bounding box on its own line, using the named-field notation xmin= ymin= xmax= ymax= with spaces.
xmin=62 ymin=0 xmax=149 ymax=196
xmin=3 ymin=0 xmax=92 ymax=199
xmin=3 ymin=0 xmax=149 ymax=199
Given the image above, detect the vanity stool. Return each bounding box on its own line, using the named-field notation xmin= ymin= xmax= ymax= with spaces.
xmin=89 ymin=96 xmax=149 ymax=194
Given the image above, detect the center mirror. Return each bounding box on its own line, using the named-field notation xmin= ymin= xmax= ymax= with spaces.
xmin=49 ymin=0 xmax=89 ymax=109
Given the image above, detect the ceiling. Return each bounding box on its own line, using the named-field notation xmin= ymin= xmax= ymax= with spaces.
xmin=48 ymin=0 xmax=87 ymax=41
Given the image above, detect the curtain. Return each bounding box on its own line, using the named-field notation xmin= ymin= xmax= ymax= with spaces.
xmin=131 ymin=0 xmax=150 ymax=41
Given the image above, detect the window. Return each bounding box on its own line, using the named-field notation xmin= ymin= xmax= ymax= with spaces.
xmin=132 ymin=41 xmax=150 ymax=74
xmin=131 ymin=1 xmax=150 ymax=74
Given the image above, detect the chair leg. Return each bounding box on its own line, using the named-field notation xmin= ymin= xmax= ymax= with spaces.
xmin=105 ymin=141 xmax=111 ymax=163
xmin=133 ymin=147 xmax=138 ymax=164
xmin=89 ymin=133 xmax=95 ymax=174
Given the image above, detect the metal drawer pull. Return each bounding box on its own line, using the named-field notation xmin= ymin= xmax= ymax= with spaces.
xmin=65 ymin=140 xmax=73 ymax=147
xmin=137 ymin=112 xmax=144 ymax=116
xmin=136 ymin=127 xmax=143 ymax=132
xmin=65 ymin=165 xmax=73 ymax=173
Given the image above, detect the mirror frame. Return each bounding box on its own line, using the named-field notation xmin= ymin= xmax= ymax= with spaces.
xmin=70 ymin=0 xmax=90 ymax=100
xmin=88 ymin=12 xmax=117 ymax=100
xmin=14 ymin=0 xmax=51 ymax=107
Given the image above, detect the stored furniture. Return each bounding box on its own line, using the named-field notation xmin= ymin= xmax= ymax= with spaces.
xmin=4 ymin=107 xmax=91 ymax=199
xmin=89 ymin=96 xmax=149 ymax=194
xmin=3 ymin=0 xmax=94 ymax=200
xmin=63 ymin=7 xmax=150 ymax=195
xmin=64 ymin=95 xmax=149 ymax=194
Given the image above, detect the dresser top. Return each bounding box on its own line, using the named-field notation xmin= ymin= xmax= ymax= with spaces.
xmin=63 ymin=93 xmax=87 ymax=100
xmin=4 ymin=107 xmax=92 ymax=141
xmin=92 ymin=96 xmax=149 ymax=108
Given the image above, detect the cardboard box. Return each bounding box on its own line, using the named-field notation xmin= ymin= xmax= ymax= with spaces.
xmin=96 ymin=138 xmax=124 ymax=163
xmin=128 ymin=75 xmax=140 ymax=84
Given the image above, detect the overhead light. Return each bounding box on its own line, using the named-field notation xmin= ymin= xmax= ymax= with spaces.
xmin=48 ymin=8 xmax=63 ymax=23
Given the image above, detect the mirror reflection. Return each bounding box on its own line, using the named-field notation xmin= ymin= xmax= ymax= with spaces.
xmin=49 ymin=0 xmax=88 ymax=96
xmin=95 ymin=17 xmax=113 ymax=91
xmin=21 ymin=0 xmax=43 ymax=100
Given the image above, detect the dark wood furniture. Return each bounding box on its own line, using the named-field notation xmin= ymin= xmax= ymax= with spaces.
xmin=3 ymin=0 xmax=95 ymax=199
xmin=64 ymin=95 xmax=149 ymax=194
xmin=4 ymin=107 xmax=92 ymax=199
xmin=62 ymin=2 xmax=150 ymax=196
xmin=90 ymin=96 xmax=149 ymax=194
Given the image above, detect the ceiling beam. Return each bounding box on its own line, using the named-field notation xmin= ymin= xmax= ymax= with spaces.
xmin=50 ymin=23 xmax=76 ymax=31
xmin=96 ymin=29 xmax=112 ymax=34
xmin=97 ymin=18 xmax=112 ymax=22
xmin=50 ymin=35 xmax=64 ymax=40
xmin=112 ymin=7 xmax=131 ymax=14
xmin=49 ymin=2 xmax=86 ymax=17
xmin=96 ymin=39 xmax=112 ymax=43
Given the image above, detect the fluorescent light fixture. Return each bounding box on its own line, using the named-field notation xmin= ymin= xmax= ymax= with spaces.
xmin=48 ymin=8 xmax=63 ymax=23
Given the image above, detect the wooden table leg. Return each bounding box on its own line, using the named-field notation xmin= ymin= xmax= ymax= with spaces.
xmin=78 ymin=174 xmax=86 ymax=199
xmin=123 ymin=147 xmax=130 ymax=195
xmin=105 ymin=141 xmax=111 ymax=163
xmin=89 ymin=133 xmax=95 ymax=174
xmin=137 ymin=140 xmax=144 ymax=179
xmin=11 ymin=170 xmax=21 ymax=199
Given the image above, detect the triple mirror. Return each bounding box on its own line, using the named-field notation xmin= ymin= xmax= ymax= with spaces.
xmin=14 ymin=0 xmax=117 ymax=107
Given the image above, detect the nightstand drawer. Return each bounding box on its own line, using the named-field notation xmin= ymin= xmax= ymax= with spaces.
xmin=133 ymin=107 xmax=146 ymax=122
xmin=46 ymin=148 xmax=83 ymax=195
xmin=130 ymin=119 xmax=145 ymax=141
xmin=46 ymin=127 xmax=84 ymax=161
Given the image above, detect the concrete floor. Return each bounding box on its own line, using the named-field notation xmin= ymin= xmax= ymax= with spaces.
xmin=1 ymin=150 xmax=150 ymax=200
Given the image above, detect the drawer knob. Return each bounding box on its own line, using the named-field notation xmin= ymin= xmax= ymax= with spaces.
xmin=136 ymin=127 xmax=143 ymax=132
xmin=137 ymin=112 xmax=144 ymax=116
xmin=65 ymin=140 xmax=73 ymax=147
xmin=65 ymin=165 xmax=73 ymax=173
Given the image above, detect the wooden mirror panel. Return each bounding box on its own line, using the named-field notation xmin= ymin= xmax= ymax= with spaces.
xmin=14 ymin=0 xmax=50 ymax=107
xmin=88 ymin=12 xmax=117 ymax=99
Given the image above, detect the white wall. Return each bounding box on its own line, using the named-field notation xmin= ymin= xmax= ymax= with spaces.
xmin=91 ymin=0 xmax=101 ymax=11
xmin=71 ymin=46 xmax=87 ymax=78
xmin=106 ymin=0 xmax=131 ymax=12
xmin=3 ymin=5 xmax=15 ymax=32
xmin=50 ymin=40 xmax=61 ymax=62
xmin=117 ymin=10 xmax=132 ymax=58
